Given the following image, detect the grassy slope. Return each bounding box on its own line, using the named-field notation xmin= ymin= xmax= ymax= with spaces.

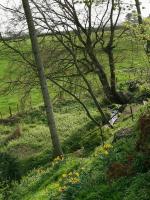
xmin=0 ymin=57 xmax=43 ymax=115
xmin=0 ymin=101 xmax=150 ymax=200
xmin=0 ymin=31 xmax=150 ymax=115
xmin=0 ymin=32 xmax=150 ymax=199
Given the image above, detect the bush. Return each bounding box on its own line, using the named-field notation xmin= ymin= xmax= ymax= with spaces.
xmin=23 ymin=109 xmax=47 ymax=124
xmin=123 ymin=171 xmax=150 ymax=200
xmin=0 ymin=152 xmax=21 ymax=184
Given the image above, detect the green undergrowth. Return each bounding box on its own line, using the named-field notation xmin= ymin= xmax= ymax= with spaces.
xmin=0 ymin=101 xmax=149 ymax=200
xmin=0 ymin=100 xmax=110 ymax=173
xmin=0 ymin=28 xmax=150 ymax=200
xmin=0 ymin=32 xmax=150 ymax=116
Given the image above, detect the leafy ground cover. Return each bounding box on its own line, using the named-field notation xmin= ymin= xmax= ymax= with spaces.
xmin=0 ymin=100 xmax=150 ymax=200
xmin=0 ymin=32 xmax=150 ymax=199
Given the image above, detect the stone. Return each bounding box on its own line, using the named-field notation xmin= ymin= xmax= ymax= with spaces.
xmin=113 ymin=127 xmax=133 ymax=143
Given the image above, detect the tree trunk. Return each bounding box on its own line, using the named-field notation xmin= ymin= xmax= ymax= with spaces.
xmin=87 ymin=50 xmax=128 ymax=104
xmin=107 ymin=49 xmax=116 ymax=94
xmin=134 ymin=0 xmax=143 ymax=25
xmin=22 ymin=0 xmax=63 ymax=157
xmin=134 ymin=0 xmax=150 ymax=55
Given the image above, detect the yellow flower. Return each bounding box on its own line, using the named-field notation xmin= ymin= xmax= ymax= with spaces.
xmin=62 ymin=173 xmax=67 ymax=178
xmin=75 ymin=172 xmax=79 ymax=177
xmin=103 ymin=150 xmax=109 ymax=155
xmin=95 ymin=144 xmax=112 ymax=156
xmin=72 ymin=178 xmax=80 ymax=184
xmin=59 ymin=186 xmax=67 ymax=192
xmin=103 ymin=143 xmax=113 ymax=150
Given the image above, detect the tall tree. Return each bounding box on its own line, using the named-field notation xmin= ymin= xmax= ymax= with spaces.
xmin=31 ymin=0 xmax=129 ymax=104
xmin=134 ymin=0 xmax=150 ymax=53
xmin=134 ymin=0 xmax=143 ymax=25
xmin=21 ymin=0 xmax=63 ymax=157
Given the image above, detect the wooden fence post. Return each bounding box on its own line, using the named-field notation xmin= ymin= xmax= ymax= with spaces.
xmin=130 ymin=106 xmax=134 ymax=121
xmin=17 ymin=104 xmax=19 ymax=113
xmin=0 ymin=112 xmax=2 ymax=119
xmin=9 ymin=106 xmax=12 ymax=117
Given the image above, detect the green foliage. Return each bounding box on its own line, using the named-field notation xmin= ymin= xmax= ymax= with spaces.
xmin=132 ymin=152 xmax=150 ymax=173
xmin=0 ymin=42 xmax=150 ymax=200
xmin=0 ymin=152 xmax=21 ymax=184
xmin=62 ymin=119 xmax=106 ymax=154
xmin=21 ymin=150 xmax=53 ymax=175
xmin=124 ymin=172 xmax=150 ymax=200
xmin=59 ymin=171 xmax=80 ymax=200
xmin=0 ymin=105 xmax=150 ymax=200
xmin=7 ymin=157 xmax=81 ymax=200
xmin=22 ymin=109 xmax=47 ymax=124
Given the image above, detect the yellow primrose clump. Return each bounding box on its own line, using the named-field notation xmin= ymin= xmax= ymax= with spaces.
xmin=95 ymin=143 xmax=113 ymax=156
xmin=103 ymin=143 xmax=113 ymax=150
xmin=52 ymin=155 xmax=64 ymax=167
xmin=59 ymin=171 xmax=80 ymax=193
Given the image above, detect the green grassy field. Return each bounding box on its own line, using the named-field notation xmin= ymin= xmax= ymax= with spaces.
xmin=0 ymin=35 xmax=149 ymax=115
xmin=0 ymin=32 xmax=150 ymax=200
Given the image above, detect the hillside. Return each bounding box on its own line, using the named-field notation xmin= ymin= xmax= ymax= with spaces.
xmin=0 ymin=32 xmax=150 ymax=200
xmin=0 ymin=98 xmax=150 ymax=199
xmin=0 ymin=1 xmax=150 ymax=199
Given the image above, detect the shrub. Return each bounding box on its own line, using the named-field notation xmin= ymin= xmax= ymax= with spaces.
xmin=0 ymin=152 xmax=21 ymax=184
xmin=123 ymin=172 xmax=150 ymax=200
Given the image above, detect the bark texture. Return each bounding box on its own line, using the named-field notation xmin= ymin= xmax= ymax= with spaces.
xmin=134 ymin=0 xmax=143 ymax=25
xmin=22 ymin=0 xmax=63 ymax=157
